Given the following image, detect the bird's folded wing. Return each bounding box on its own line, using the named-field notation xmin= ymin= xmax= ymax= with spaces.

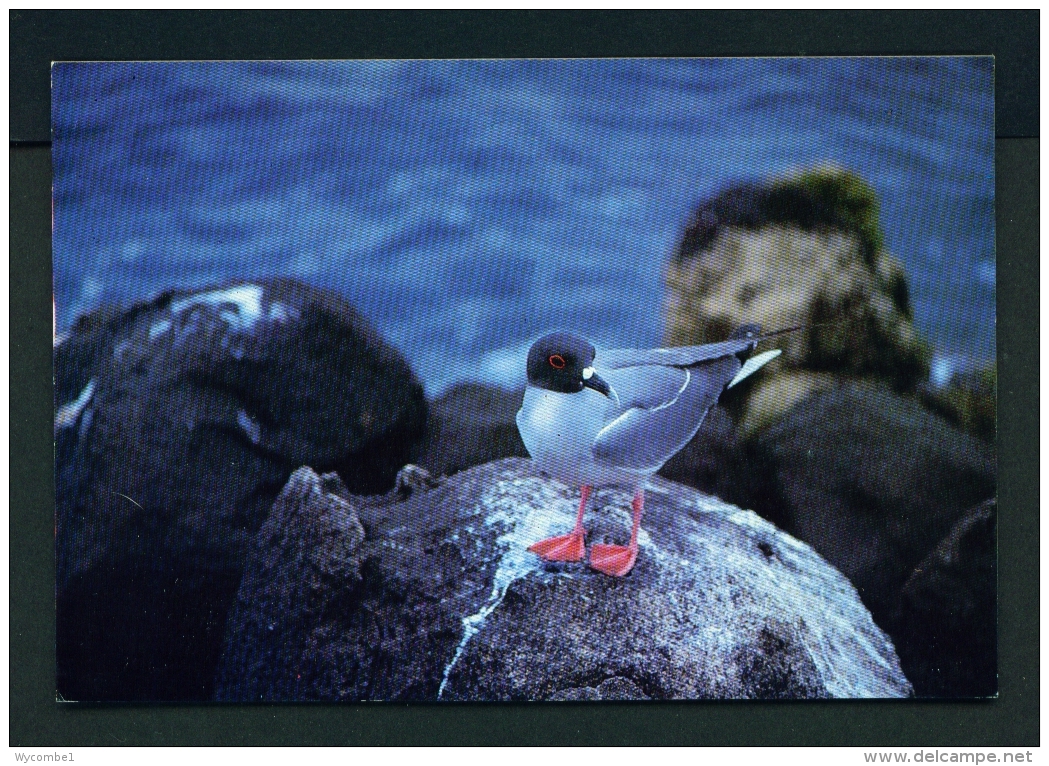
xmin=603 ymin=364 xmax=688 ymax=411
xmin=593 ymin=356 xmax=739 ymax=472
xmin=599 ymin=338 xmax=755 ymax=370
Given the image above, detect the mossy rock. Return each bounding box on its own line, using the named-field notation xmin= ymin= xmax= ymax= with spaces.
xmin=775 ymin=166 xmax=884 ymax=267
xmin=674 ymin=165 xmax=885 ymax=270
xmin=665 ymin=166 xmax=931 ymax=404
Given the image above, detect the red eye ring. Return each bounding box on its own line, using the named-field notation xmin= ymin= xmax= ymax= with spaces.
xmin=548 ymin=354 xmax=566 ymax=370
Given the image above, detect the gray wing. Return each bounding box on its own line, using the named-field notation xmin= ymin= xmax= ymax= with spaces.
xmin=599 ymin=338 xmax=754 ymax=370
xmin=603 ymin=364 xmax=689 ymax=411
xmin=593 ymin=356 xmax=740 ymax=472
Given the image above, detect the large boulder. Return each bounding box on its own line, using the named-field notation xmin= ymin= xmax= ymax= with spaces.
xmin=664 ymin=166 xmax=930 ymax=434
xmin=215 ymin=460 xmax=912 ymax=701
xmin=55 ymin=278 xmax=428 ymax=700
xmin=418 ymin=383 xmax=527 ymax=477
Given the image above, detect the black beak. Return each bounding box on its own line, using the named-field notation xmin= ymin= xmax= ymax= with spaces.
xmin=583 ymin=370 xmax=613 ymax=399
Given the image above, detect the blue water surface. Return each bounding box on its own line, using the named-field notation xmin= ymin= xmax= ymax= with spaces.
xmin=52 ymin=58 xmax=995 ymax=394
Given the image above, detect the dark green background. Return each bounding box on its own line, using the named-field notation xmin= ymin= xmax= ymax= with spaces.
xmin=10 ymin=9 xmax=1039 ymax=746
xmin=10 ymin=10 xmax=1040 ymax=141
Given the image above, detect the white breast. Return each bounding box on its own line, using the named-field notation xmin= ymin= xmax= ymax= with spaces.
xmin=516 ymin=385 xmax=641 ymax=488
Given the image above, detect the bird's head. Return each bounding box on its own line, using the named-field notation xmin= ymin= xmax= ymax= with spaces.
xmin=526 ymin=332 xmax=612 ymax=398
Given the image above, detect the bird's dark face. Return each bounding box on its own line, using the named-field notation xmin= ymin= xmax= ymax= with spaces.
xmin=526 ymin=332 xmax=612 ymax=398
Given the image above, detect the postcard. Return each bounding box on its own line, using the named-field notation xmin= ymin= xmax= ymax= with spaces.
xmin=52 ymin=57 xmax=995 ymax=702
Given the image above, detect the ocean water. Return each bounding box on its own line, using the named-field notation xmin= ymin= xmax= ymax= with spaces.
xmin=52 ymin=58 xmax=995 ymax=395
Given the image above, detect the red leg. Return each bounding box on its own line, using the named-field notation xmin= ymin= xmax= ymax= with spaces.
xmin=528 ymin=485 xmax=591 ymax=562
xmin=589 ymin=489 xmax=643 ymax=576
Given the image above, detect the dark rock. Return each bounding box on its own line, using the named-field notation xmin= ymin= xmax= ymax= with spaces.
xmin=418 ymin=382 xmax=527 ymax=477
xmin=215 ymin=460 xmax=911 ymax=701
xmin=394 ymin=463 xmax=442 ymax=498
xmin=55 ymin=278 xmax=427 ymax=700
xmin=734 ymin=384 xmax=995 ymax=658
xmin=892 ymin=499 xmax=997 ymax=697
xmin=213 ymin=467 xmax=366 ymax=701
xmin=546 ymin=677 xmax=651 ymax=701
xmin=658 ymin=405 xmax=742 ymax=496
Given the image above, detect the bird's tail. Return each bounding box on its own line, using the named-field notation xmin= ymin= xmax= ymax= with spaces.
xmin=726 ymin=349 xmax=782 ymax=388
xmin=724 ymin=323 xmax=808 ymax=389
xmin=730 ymin=323 xmax=808 ymax=344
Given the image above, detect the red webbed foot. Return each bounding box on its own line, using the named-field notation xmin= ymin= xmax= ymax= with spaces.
xmin=588 ymin=489 xmax=644 ymax=576
xmin=588 ymin=543 xmax=638 ymax=577
xmin=528 ymin=530 xmax=586 ymax=562
xmin=528 ymin=485 xmax=592 ymax=563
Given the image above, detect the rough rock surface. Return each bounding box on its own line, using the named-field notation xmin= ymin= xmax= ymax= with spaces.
xmin=215 ymin=460 xmax=912 ymax=701
xmin=419 ymin=383 xmax=528 ymax=477
xmin=891 ymin=499 xmax=997 ymax=697
xmin=55 ymin=278 xmax=427 ymax=700
xmin=663 ymin=167 xmax=930 ymax=434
